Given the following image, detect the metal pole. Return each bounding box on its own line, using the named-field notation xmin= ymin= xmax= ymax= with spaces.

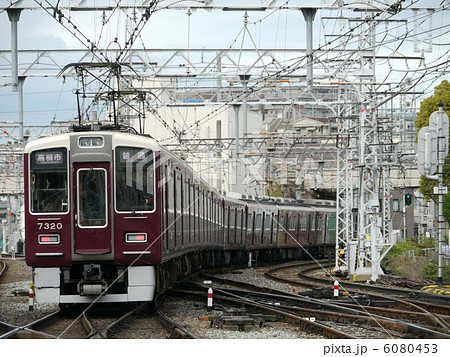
xmin=301 ymin=8 xmax=317 ymax=86
xmin=232 ymin=105 xmax=241 ymax=193
xmin=239 ymin=75 xmax=250 ymax=141
xmin=216 ymin=120 xmax=222 ymax=191
xmin=7 ymin=9 xmax=22 ymax=92
xmin=403 ymin=193 xmax=407 ymax=241
xmin=1 ymin=220 xmax=6 ymax=255
xmin=437 ymin=101 xmax=445 ymax=283
xmin=216 ymin=54 xmax=222 ymax=103
xmin=234 ymin=105 xmax=240 ymax=158
xmin=7 ymin=195 xmax=12 ymax=254
xmin=18 ymin=76 xmax=25 ymax=144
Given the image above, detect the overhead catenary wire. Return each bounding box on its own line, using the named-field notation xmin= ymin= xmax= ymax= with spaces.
xmin=160 ymin=1 xmax=449 ymax=143
xmin=6 ymin=2 xmax=446 ymax=156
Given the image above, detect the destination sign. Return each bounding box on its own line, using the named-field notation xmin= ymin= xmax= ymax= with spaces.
xmin=30 ymin=148 xmax=67 ymax=169
xmin=35 ymin=151 xmax=64 ymax=165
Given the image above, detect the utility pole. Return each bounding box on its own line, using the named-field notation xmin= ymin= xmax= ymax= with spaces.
xmin=418 ymin=101 xmax=449 ymax=284
xmin=436 ymin=102 xmax=446 ymax=283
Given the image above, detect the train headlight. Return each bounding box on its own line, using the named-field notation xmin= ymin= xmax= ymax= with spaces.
xmin=79 ymin=138 xmax=91 ymax=147
xmin=78 ymin=136 xmax=104 ymax=147
xmin=92 ymin=137 xmax=103 ymax=146
xmin=125 ymin=233 xmax=147 ymax=243
xmin=38 ymin=234 xmax=60 ymax=244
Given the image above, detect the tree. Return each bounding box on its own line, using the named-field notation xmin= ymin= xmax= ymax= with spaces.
xmin=415 ymin=80 xmax=450 ymax=199
xmin=443 ymin=192 xmax=450 ymax=223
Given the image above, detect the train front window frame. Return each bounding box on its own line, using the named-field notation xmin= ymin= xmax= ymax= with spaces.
xmin=29 ymin=148 xmax=68 ymax=214
xmin=77 ymin=168 xmax=107 ymax=228
xmin=115 ymin=146 xmax=156 ymax=213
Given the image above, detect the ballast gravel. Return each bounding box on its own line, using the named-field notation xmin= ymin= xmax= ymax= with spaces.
xmin=0 ymin=258 xmax=58 ymax=325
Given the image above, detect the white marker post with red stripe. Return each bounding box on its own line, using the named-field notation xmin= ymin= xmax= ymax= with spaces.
xmin=207 ymin=288 xmax=213 ymax=311
xmin=333 ymin=280 xmax=339 ymax=298
xmin=28 ymin=287 xmax=34 ymax=311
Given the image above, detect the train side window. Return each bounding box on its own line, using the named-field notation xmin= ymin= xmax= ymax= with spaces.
xmin=289 ymin=215 xmax=297 ymax=231
xmin=278 ymin=214 xmax=284 ymax=231
xmin=230 ymin=207 xmax=235 ymax=228
xmin=247 ymin=213 xmax=253 ymax=232
xmin=327 ymin=214 xmax=336 ymax=234
xmin=30 ymin=148 xmax=68 ymax=213
xmin=317 ymin=216 xmax=322 ymax=231
xmin=225 ymin=206 xmax=229 ymax=231
xmin=255 ymin=213 xmax=262 ymax=231
xmin=176 ymin=175 xmax=182 ymax=215
xmin=265 ymin=213 xmax=271 ymax=231
xmin=300 ymin=214 xmax=308 ymax=231
xmin=115 ymin=147 xmax=155 ymax=212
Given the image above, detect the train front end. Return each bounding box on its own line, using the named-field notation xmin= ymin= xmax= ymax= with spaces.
xmin=24 ymin=131 xmax=161 ymax=304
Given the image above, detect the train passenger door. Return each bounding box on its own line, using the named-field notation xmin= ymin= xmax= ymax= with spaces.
xmin=73 ymin=163 xmax=111 ymax=254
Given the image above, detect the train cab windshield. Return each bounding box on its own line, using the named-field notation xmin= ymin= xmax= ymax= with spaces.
xmin=30 ymin=148 xmax=68 ymax=213
xmin=115 ymin=146 xmax=155 ymax=212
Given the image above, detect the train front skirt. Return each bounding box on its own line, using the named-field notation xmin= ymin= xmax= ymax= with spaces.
xmin=33 ymin=266 xmax=156 ymax=303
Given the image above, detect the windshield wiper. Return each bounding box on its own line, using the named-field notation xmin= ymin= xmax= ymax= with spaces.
xmin=116 ymin=189 xmax=136 ymax=216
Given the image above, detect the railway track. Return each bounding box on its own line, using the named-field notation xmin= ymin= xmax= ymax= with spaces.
xmin=266 ymin=262 xmax=450 ymax=314
xmin=81 ymin=303 xmax=151 ymax=339
xmin=168 ymin=285 xmax=350 ymax=338
xmin=0 ymin=259 xmax=6 ymax=278
xmin=154 ymin=291 xmax=200 ymax=338
xmin=263 ymin=262 xmax=450 ymax=336
xmin=194 ymin=271 xmax=450 ymax=339
xmin=0 ymin=303 xmax=161 ymax=339
xmin=0 ymin=311 xmax=60 ymax=339
xmin=297 ymin=264 xmax=450 ymax=306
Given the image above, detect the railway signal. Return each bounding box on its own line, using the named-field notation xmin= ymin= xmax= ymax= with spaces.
xmin=405 ymin=193 xmax=412 ymax=206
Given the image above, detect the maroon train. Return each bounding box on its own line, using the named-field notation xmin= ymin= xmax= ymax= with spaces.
xmin=24 ymin=127 xmax=336 ymax=304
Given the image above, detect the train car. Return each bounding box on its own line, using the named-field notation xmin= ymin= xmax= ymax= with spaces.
xmin=245 ymin=199 xmax=278 ymax=249
xmin=24 ymin=126 xmax=336 ymax=305
xmin=275 ymin=199 xmax=336 ymax=258
xmin=157 ymin=147 xmax=224 ymax=286
xmin=25 ymin=130 xmax=162 ymax=304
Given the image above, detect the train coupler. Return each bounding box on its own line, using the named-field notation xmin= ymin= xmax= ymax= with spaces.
xmin=78 ymin=264 xmax=108 ymax=296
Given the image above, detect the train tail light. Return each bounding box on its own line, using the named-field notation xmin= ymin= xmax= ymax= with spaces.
xmin=125 ymin=233 xmax=147 ymax=243
xmin=38 ymin=234 xmax=60 ymax=244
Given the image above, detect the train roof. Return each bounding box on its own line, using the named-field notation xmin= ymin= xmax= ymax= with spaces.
xmin=242 ymin=195 xmax=335 ymax=208
xmin=24 ymin=130 xmax=162 ymax=154
xmin=224 ymin=192 xmax=335 ymax=210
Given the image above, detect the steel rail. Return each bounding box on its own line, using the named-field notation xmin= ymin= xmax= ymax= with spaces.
xmin=154 ymin=291 xmax=199 ymax=339
xmin=81 ymin=311 xmax=107 ymax=339
xmin=0 ymin=311 xmax=60 ymax=339
xmin=97 ymin=302 xmax=149 ymax=338
xmin=0 ymin=259 xmax=6 ymax=278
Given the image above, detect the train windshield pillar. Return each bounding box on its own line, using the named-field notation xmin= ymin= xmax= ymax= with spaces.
xmin=30 ymin=148 xmax=68 ymax=213
xmin=115 ymin=147 xmax=155 ymax=212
